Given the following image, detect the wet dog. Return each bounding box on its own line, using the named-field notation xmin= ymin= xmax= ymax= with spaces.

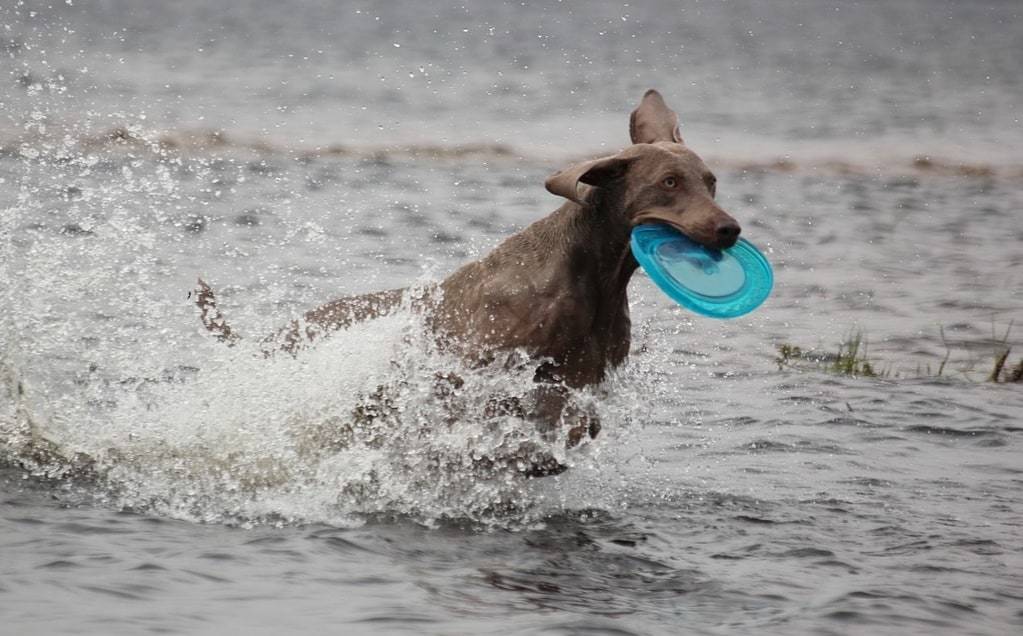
xmin=197 ymin=89 xmax=740 ymax=474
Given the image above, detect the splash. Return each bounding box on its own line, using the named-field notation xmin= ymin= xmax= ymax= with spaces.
xmin=1 ymin=298 xmax=649 ymax=529
xmin=0 ymin=117 xmax=655 ymax=530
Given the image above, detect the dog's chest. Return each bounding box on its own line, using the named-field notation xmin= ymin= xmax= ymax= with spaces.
xmin=479 ymin=285 xmax=631 ymax=382
xmin=437 ymin=250 xmax=632 ymax=383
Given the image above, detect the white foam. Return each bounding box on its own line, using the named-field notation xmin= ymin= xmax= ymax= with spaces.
xmin=2 ymin=300 xmax=660 ymax=528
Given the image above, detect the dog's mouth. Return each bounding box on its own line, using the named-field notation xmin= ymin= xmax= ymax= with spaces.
xmin=632 ymin=214 xmax=738 ymax=251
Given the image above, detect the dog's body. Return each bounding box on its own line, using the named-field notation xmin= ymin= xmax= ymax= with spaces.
xmin=197 ymin=90 xmax=741 ymax=470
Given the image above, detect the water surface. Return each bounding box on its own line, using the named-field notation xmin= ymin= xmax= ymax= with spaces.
xmin=2 ymin=1 xmax=1022 ymax=634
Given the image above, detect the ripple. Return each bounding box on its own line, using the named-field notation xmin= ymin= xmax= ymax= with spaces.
xmin=38 ymin=559 xmax=79 ymax=569
xmin=902 ymin=424 xmax=1001 ymax=438
xmin=80 ymin=584 xmax=147 ymax=601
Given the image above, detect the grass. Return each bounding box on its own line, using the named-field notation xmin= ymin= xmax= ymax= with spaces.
xmin=1006 ymin=358 xmax=1023 ymax=383
xmin=777 ymin=322 xmax=1022 ymax=383
xmin=777 ymin=331 xmax=881 ymax=378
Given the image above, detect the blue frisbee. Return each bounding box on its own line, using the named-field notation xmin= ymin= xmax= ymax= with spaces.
xmin=630 ymin=224 xmax=773 ymax=319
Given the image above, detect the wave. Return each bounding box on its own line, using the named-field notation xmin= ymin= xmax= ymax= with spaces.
xmin=3 ymin=125 xmax=1020 ymax=181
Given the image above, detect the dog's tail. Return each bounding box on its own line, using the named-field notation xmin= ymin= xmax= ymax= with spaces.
xmin=191 ymin=277 xmax=240 ymax=346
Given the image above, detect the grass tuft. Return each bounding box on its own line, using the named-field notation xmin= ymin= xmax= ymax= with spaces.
xmin=777 ymin=322 xmax=1021 ymax=383
xmin=777 ymin=331 xmax=881 ymax=378
xmin=830 ymin=331 xmax=878 ymax=377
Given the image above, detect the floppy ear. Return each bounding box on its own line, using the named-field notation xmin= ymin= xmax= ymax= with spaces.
xmin=544 ymin=155 xmax=630 ymax=205
xmin=630 ymin=89 xmax=683 ymax=144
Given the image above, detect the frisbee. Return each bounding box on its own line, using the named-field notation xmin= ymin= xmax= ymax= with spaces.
xmin=630 ymin=223 xmax=773 ymax=319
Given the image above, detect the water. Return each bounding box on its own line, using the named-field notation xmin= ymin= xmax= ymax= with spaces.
xmin=2 ymin=1 xmax=1022 ymax=633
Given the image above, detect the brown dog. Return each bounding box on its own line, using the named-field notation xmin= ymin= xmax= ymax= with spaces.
xmin=196 ymin=89 xmax=740 ymax=472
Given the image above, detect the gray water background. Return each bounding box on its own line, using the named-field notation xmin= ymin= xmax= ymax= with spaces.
xmin=1 ymin=1 xmax=1022 ymax=634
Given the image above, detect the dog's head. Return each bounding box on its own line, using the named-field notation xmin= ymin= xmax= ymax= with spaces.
xmin=545 ymin=89 xmax=740 ymax=249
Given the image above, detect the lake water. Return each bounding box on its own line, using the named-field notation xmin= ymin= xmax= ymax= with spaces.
xmin=2 ymin=1 xmax=1022 ymax=634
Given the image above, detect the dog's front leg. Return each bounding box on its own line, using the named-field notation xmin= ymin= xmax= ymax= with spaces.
xmin=492 ymin=384 xmax=598 ymax=478
xmin=526 ymin=383 xmax=600 ymax=448
xmin=472 ymin=383 xmax=597 ymax=478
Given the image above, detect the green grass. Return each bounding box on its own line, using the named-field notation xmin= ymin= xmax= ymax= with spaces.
xmin=777 ymin=331 xmax=881 ymax=378
xmin=777 ymin=323 xmax=1021 ymax=383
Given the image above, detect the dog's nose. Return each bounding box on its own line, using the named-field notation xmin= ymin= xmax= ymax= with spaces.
xmin=716 ymin=222 xmax=741 ymax=247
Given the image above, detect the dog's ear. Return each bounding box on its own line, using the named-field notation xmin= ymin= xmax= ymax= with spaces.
xmin=545 ymin=155 xmax=630 ymax=205
xmin=630 ymin=89 xmax=683 ymax=144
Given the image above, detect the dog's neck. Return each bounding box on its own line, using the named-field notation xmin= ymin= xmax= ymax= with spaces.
xmin=573 ymin=186 xmax=638 ymax=297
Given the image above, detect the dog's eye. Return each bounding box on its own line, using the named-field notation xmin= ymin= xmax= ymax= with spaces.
xmin=662 ymin=176 xmax=678 ymax=189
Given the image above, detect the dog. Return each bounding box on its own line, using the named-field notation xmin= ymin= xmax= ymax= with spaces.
xmin=196 ymin=89 xmax=740 ymax=475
